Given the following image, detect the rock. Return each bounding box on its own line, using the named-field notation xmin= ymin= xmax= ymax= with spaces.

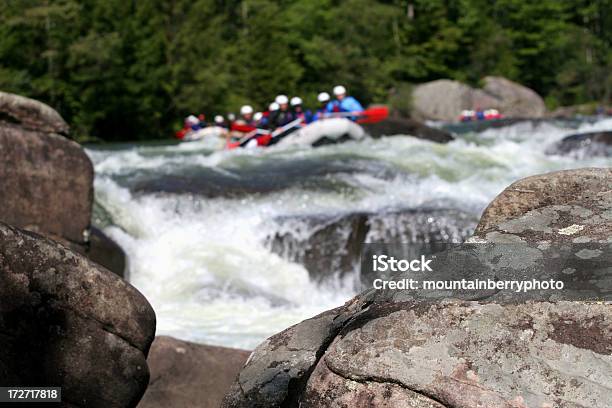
xmin=0 ymin=111 xmax=93 ymax=245
xmin=0 ymin=222 xmax=156 ymax=407
xmin=304 ymin=301 xmax=611 ymax=408
xmin=412 ymin=77 xmax=546 ymax=122
xmin=482 ymin=76 xmax=546 ymax=118
xmin=412 ymin=79 xmax=498 ymax=122
xmin=362 ymin=117 xmax=454 ymax=143
xmin=267 ymin=208 xmax=477 ymax=282
xmin=0 ymin=91 xmax=69 ymax=135
xmin=138 ymin=336 xmax=250 ymax=408
xmin=87 ymin=226 xmax=127 ymax=278
xmin=474 ymin=168 xmax=612 ymax=242
xmin=223 ymin=168 xmax=612 ymax=407
xmin=546 ymin=131 xmax=612 ymax=158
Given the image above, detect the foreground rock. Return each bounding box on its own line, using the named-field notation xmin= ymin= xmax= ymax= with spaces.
xmin=223 ymin=168 xmax=611 ymax=407
xmin=546 ymin=131 xmax=612 ymax=158
xmin=475 ymin=167 xmax=612 ymax=242
xmin=0 ymin=91 xmax=69 ymax=135
xmin=0 ymin=90 xmax=126 ymax=276
xmin=0 ymin=222 xmax=156 ymax=407
xmin=362 ymin=117 xmax=454 ymax=143
xmin=139 ymin=336 xmax=250 ymax=408
xmin=412 ymin=76 xmax=545 ymax=122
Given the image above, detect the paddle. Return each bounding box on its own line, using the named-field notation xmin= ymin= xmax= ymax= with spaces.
xmin=227 ymin=118 xmax=304 ymax=149
xmin=324 ymin=106 xmax=389 ymax=124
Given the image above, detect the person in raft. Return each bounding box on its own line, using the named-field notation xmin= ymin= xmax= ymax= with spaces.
xmin=290 ymin=96 xmax=312 ymax=124
xmin=326 ymin=85 xmax=364 ymax=120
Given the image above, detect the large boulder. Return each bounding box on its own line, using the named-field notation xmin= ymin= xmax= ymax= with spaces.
xmin=412 ymin=79 xmax=498 ymax=122
xmin=138 ymin=336 xmax=250 ymax=408
xmin=482 ymin=76 xmax=546 ymax=118
xmin=412 ymin=77 xmax=546 ymax=122
xmin=0 ymin=91 xmax=69 ymax=135
xmin=222 ymin=168 xmax=611 ymax=407
xmin=0 ymin=123 xmax=93 ymax=243
xmin=0 ymin=222 xmax=156 ymax=407
xmin=0 ymin=91 xmax=126 ymax=277
xmin=474 ymin=168 xmax=612 ymax=243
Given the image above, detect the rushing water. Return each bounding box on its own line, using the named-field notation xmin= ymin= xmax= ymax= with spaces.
xmin=87 ymin=118 xmax=612 ymax=349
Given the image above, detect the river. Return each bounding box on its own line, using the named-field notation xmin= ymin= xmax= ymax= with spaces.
xmin=87 ymin=117 xmax=612 ymax=349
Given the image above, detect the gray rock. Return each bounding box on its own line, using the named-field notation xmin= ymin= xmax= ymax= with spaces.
xmin=0 ymin=222 xmax=156 ymax=407
xmin=475 ymin=168 xmax=612 ymax=243
xmin=412 ymin=77 xmax=545 ymax=122
xmin=0 ymin=91 xmax=69 ymax=135
xmin=138 ymin=336 xmax=250 ymax=408
xmin=0 ymin=122 xmax=93 ymax=244
xmin=482 ymin=76 xmax=546 ymax=118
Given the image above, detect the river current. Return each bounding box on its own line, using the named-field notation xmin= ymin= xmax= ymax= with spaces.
xmin=87 ymin=118 xmax=612 ymax=349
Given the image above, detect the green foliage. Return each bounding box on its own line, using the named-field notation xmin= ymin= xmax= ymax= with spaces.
xmin=1 ymin=0 xmax=611 ymax=141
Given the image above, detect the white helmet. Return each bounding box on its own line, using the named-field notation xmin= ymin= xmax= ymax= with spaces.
xmin=214 ymin=115 xmax=224 ymax=124
xmin=227 ymin=113 xmax=236 ymax=121
xmin=254 ymin=112 xmax=263 ymax=121
xmin=269 ymin=102 xmax=279 ymax=111
xmin=290 ymin=96 xmax=302 ymax=106
xmin=333 ymin=85 xmax=346 ymax=96
xmin=186 ymin=115 xmax=199 ymax=125
xmin=317 ymin=92 xmax=330 ymax=103
xmin=275 ymin=94 xmax=289 ymax=105
xmin=240 ymin=105 xmax=254 ymax=115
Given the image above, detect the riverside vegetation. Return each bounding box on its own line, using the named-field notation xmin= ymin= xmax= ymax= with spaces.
xmin=1 ymin=0 xmax=611 ymax=141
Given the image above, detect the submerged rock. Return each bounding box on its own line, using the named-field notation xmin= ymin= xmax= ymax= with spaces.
xmin=362 ymin=117 xmax=454 ymax=143
xmin=139 ymin=336 xmax=249 ymax=408
xmin=267 ymin=208 xmax=477 ymax=282
xmin=0 ymin=222 xmax=156 ymax=407
xmin=547 ymin=131 xmax=612 ymax=158
xmin=223 ymin=168 xmax=612 ymax=408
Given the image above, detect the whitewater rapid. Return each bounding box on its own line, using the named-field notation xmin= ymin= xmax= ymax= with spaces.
xmin=87 ymin=118 xmax=612 ymax=349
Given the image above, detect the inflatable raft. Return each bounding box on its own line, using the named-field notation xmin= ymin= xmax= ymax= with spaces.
xmin=273 ymin=118 xmax=365 ymax=147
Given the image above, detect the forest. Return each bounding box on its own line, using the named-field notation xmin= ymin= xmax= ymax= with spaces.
xmin=1 ymin=0 xmax=611 ymax=141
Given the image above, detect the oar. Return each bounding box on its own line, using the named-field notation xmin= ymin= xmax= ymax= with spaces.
xmin=324 ymin=106 xmax=389 ymax=124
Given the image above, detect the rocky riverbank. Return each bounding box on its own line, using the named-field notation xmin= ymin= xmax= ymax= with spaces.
xmin=222 ymin=168 xmax=612 ymax=408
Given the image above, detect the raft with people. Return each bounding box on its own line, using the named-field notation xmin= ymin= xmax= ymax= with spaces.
xmin=174 ymin=85 xmax=389 ymax=149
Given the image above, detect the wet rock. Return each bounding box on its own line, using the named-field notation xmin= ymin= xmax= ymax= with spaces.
xmin=267 ymin=208 xmax=477 ymax=282
xmin=138 ymin=336 xmax=250 ymax=408
xmin=547 ymin=131 xmax=612 ymax=158
xmin=0 ymin=222 xmax=156 ymax=407
xmin=412 ymin=77 xmax=545 ymax=122
xmin=475 ymin=168 xmax=612 ymax=242
xmin=362 ymin=117 xmax=453 ymax=143
xmin=0 ymin=108 xmax=93 ymax=245
xmin=0 ymin=91 xmax=69 ymax=135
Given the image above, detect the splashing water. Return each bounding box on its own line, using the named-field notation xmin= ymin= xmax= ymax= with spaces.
xmin=87 ymin=118 xmax=612 ymax=349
